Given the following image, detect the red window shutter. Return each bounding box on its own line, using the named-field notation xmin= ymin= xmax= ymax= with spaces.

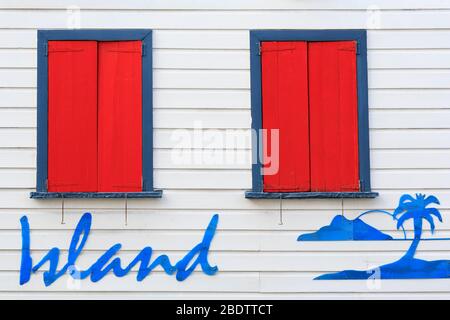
xmin=261 ymin=41 xmax=310 ymax=192
xmin=97 ymin=41 xmax=143 ymax=192
xmin=308 ymin=41 xmax=360 ymax=192
xmin=47 ymin=41 xmax=98 ymax=192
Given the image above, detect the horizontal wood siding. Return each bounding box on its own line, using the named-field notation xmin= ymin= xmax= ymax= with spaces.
xmin=0 ymin=1 xmax=449 ymax=298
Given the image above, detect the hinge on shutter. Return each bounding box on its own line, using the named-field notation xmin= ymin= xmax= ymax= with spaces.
xmin=46 ymin=179 xmax=48 ymax=190
xmin=141 ymin=176 xmax=144 ymax=190
xmin=356 ymin=42 xmax=361 ymax=55
xmin=142 ymin=43 xmax=146 ymax=57
xmin=44 ymin=43 xmax=48 ymax=56
xmin=359 ymin=179 xmax=363 ymax=191
xmin=259 ymin=45 xmax=297 ymax=55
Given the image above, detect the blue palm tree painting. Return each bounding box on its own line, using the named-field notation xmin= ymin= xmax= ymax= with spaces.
xmin=297 ymin=193 xmax=449 ymax=280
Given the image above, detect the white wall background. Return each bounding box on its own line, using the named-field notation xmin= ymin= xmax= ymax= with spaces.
xmin=0 ymin=0 xmax=449 ymax=299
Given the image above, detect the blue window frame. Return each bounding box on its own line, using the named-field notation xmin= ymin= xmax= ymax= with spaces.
xmin=245 ymin=29 xmax=378 ymax=199
xmin=31 ymin=29 xmax=162 ymax=199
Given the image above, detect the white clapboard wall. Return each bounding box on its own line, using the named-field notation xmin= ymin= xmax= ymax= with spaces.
xmin=0 ymin=0 xmax=449 ymax=299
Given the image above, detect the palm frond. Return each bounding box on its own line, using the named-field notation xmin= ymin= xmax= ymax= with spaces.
xmin=396 ymin=211 xmax=414 ymax=229
xmin=394 ymin=194 xmax=417 ymax=217
xmin=425 ymin=208 xmax=443 ymax=222
xmin=424 ymin=195 xmax=440 ymax=206
xmin=393 ymin=206 xmax=405 ymax=217
xmin=394 ymin=203 xmax=418 ymax=216
xmin=423 ymin=214 xmax=436 ymax=233
xmin=398 ymin=194 xmax=415 ymax=205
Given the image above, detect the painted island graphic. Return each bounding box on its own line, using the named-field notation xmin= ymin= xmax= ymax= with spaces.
xmin=19 ymin=193 xmax=449 ymax=286
xmin=298 ymin=193 xmax=449 ymax=280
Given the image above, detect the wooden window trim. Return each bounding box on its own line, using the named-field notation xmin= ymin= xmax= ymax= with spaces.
xmin=31 ymin=29 xmax=162 ymax=199
xmin=246 ymin=29 xmax=378 ymax=199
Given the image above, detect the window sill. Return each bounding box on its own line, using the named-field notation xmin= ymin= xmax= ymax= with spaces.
xmin=245 ymin=191 xmax=379 ymax=199
xmin=30 ymin=191 xmax=163 ymax=199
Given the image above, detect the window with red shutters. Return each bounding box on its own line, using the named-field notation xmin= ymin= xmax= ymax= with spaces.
xmin=260 ymin=40 xmax=360 ymax=193
xmin=47 ymin=40 xmax=143 ymax=193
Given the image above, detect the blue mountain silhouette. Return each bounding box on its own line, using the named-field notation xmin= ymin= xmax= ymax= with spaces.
xmin=297 ymin=215 xmax=393 ymax=241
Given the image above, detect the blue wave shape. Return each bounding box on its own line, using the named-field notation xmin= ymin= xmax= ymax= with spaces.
xmin=316 ymin=257 xmax=450 ymax=279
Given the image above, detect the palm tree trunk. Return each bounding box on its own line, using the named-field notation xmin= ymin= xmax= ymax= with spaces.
xmin=403 ymin=219 xmax=422 ymax=259
xmin=403 ymin=236 xmax=420 ymax=259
